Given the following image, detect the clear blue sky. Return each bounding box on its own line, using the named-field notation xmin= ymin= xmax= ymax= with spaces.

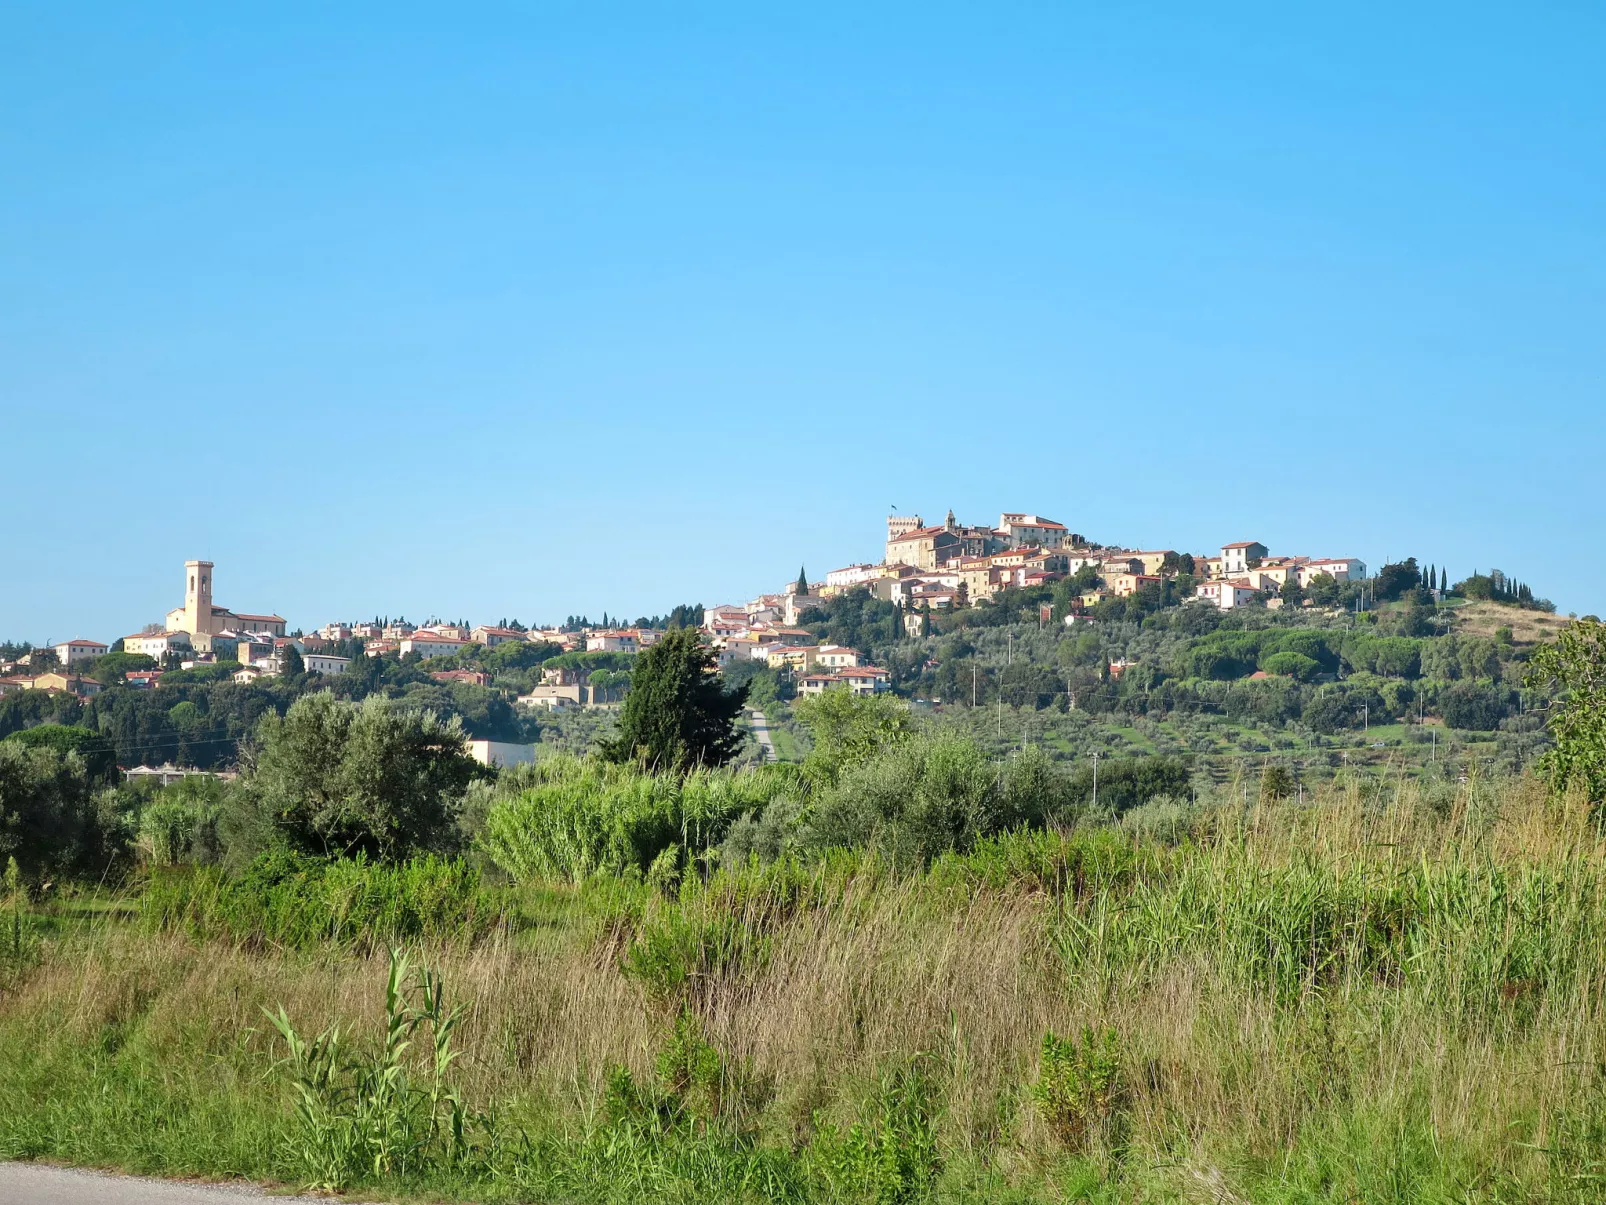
xmin=4 ymin=3 xmax=1602 ymax=641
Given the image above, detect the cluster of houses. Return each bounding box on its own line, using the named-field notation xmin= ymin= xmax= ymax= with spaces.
xmin=316 ymin=618 xmax=662 ymax=661
xmin=0 ymin=559 xmax=323 ymax=697
xmin=787 ymin=513 xmax=1367 ymax=619
xmin=13 ymin=515 xmax=1369 ymax=721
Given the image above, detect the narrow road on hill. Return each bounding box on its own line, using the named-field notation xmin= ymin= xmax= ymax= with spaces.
xmin=0 ymin=1164 xmax=323 ymax=1204
xmin=748 ymin=709 xmax=777 ymax=762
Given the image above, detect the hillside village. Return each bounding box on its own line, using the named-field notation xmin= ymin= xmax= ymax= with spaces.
xmin=4 ymin=510 xmax=1365 ymax=695
xmin=7 ymin=508 xmax=1564 ymax=779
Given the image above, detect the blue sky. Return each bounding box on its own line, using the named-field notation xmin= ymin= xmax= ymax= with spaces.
xmin=3 ymin=3 xmax=1602 ymax=640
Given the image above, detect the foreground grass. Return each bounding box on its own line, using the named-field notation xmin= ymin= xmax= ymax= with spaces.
xmin=5 ymin=774 xmax=1606 ymax=1202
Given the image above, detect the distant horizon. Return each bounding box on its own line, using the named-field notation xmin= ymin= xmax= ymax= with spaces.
xmin=5 ymin=6 xmax=1602 ymax=638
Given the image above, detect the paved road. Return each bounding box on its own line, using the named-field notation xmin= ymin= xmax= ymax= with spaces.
xmin=0 ymin=1164 xmax=321 ymax=1204
xmin=748 ymin=709 xmax=777 ymax=762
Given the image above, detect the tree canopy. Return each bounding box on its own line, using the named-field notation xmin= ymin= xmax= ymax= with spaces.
xmin=1529 ymin=619 xmax=1606 ymax=802
xmin=247 ymin=693 xmax=480 ymax=859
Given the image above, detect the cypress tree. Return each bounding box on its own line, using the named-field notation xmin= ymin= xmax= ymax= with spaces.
xmin=600 ymin=627 xmax=749 ymax=772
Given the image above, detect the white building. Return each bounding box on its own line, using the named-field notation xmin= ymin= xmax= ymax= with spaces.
xmin=123 ymin=631 xmax=193 ymax=660
xmin=54 ymin=639 xmax=108 ymax=665
xmin=517 ymin=685 xmax=585 ymax=710
xmin=796 ymin=666 xmax=892 ymax=696
xmin=1195 ymin=580 xmax=1263 ymax=610
xmin=1300 ymin=558 xmax=1367 ymax=585
xmin=303 ymin=653 xmax=351 ymax=675
xmin=816 ymin=645 xmax=866 ymax=668
xmin=467 ymin=740 xmax=536 ymax=768
xmin=824 ymin=564 xmax=884 ymax=590
xmin=1220 ymin=541 xmax=1269 ymax=576
xmin=399 ymin=633 xmax=469 ymax=660
xmin=586 ymin=631 xmax=639 ymax=653
xmin=996 ymin=513 xmax=1070 ymax=550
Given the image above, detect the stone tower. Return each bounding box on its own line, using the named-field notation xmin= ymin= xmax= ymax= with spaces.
xmin=184 ymin=559 xmax=216 ymax=635
xmin=886 ymin=513 xmax=923 ymax=565
xmin=887 ymin=513 xmax=922 ymax=541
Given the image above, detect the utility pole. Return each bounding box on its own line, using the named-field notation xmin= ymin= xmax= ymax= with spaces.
xmin=972 ymin=664 xmax=978 ymax=707
xmin=1091 ymin=751 xmax=1099 ymax=810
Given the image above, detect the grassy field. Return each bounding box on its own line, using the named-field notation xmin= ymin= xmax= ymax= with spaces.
xmin=4 ymin=771 xmax=1606 ymax=1202
xmin=1449 ymin=600 xmax=1575 ymax=645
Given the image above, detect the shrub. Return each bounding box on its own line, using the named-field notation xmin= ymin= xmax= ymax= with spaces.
xmin=621 ymin=909 xmax=762 ymax=1010
xmin=806 ymin=733 xmax=1016 ymax=864
xmin=1031 ymin=1027 xmax=1126 ymax=1150
xmin=137 ymin=777 xmax=226 ymax=866
xmin=481 ymin=758 xmax=788 ymax=885
xmin=811 ymin=1062 xmax=942 ymax=1205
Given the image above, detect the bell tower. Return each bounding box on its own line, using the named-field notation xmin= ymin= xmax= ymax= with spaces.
xmin=184 ymin=560 xmax=215 ymax=634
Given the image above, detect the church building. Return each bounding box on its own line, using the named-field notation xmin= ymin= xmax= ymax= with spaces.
xmin=164 ymin=560 xmax=287 ymax=638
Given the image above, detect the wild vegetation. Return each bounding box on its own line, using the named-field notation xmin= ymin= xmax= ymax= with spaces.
xmin=1 ymin=616 xmax=1605 ymax=1201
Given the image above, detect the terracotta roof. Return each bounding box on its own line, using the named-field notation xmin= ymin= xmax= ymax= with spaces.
xmin=1221 ymin=541 xmax=1264 ymax=550
xmin=59 ymin=639 xmax=108 ymax=648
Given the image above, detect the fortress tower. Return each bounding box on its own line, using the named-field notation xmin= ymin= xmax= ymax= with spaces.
xmin=887 ymin=513 xmax=922 ymax=542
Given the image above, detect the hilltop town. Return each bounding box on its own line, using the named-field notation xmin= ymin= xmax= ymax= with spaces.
xmin=4 ymin=510 xmax=1364 ymax=696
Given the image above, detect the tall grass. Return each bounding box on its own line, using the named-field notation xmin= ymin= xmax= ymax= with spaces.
xmin=4 ymin=772 xmax=1606 ymax=1201
xmin=141 ymin=851 xmax=501 ymax=950
xmin=480 ymin=754 xmax=798 ymax=884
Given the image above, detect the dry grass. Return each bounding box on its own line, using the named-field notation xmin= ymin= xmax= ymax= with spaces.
xmin=1449 ymin=599 xmax=1574 ymax=645
xmin=5 ymin=773 xmax=1606 ymax=1201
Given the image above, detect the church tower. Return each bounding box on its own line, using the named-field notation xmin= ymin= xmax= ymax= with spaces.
xmin=184 ymin=560 xmax=215 ymax=635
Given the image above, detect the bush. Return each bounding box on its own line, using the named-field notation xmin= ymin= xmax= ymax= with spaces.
xmin=1032 ymin=1027 xmax=1126 ymax=1150
xmin=806 ymin=733 xmax=1041 ymax=865
xmin=811 ymin=1062 xmax=941 ymax=1205
xmin=1066 ymin=754 xmax=1192 ymax=817
xmin=137 ymin=777 xmax=227 ymax=866
xmin=481 ymin=758 xmax=790 ymax=885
